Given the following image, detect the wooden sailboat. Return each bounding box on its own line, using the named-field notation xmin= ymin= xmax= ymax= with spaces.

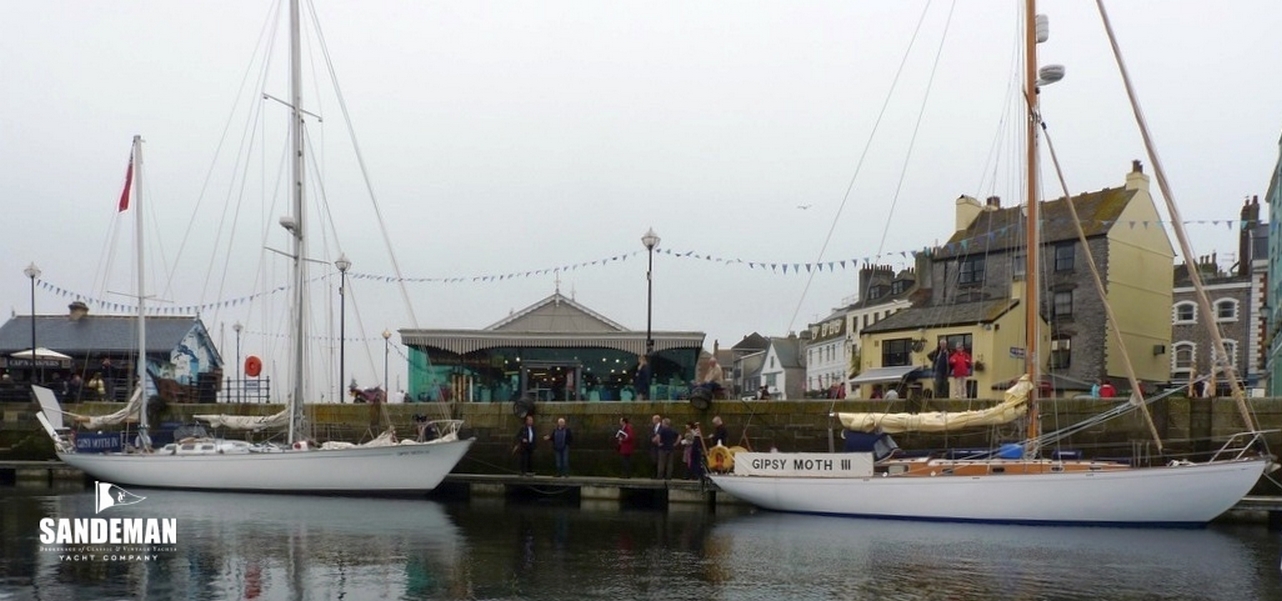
xmin=34 ymin=0 xmax=473 ymax=494
xmin=708 ymin=1 xmax=1274 ymax=526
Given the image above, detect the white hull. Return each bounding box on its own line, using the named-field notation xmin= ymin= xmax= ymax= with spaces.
xmin=709 ymin=457 xmax=1269 ymax=525
xmin=59 ymin=438 xmax=474 ymax=494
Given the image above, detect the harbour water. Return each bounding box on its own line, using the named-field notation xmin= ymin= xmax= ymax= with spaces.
xmin=2 ymin=482 xmax=1281 ymax=601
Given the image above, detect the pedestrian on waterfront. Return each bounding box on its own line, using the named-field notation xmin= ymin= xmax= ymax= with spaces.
xmin=948 ymin=343 xmax=972 ymax=399
xmin=543 ymin=417 xmax=573 ymax=477
xmin=1099 ymin=381 xmax=1117 ymax=399
xmin=681 ymin=422 xmax=705 ymax=480
xmin=656 ymin=418 xmax=678 ymax=480
xmin=514 ymin=415 xmax=537 ymax=476
xmin=87 ymin=372 xmax=106 ymax=401
xmin=615 ymin=417 xmax=636 ymax=477
xmin=928 ymin=339 xmax=950 ymax=399
xmin=634 ymin=356 xmax=652 ymax=400
xmin=710 ymin=416 xmax=728 ymax=447
xmin=650 ymin=414 xmax=663 ymax=476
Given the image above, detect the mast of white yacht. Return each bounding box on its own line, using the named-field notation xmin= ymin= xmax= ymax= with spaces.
xmin=130 ymin=134 xmax=151 ymax=450
xmin=287 ymin=0 xmax=307 ymax=444
xmin=1022 ymin=0 xmax=1042 ymax=450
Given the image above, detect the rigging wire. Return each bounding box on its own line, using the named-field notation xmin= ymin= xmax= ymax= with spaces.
xmin=785 ymin=0 xmax=939 ymax=335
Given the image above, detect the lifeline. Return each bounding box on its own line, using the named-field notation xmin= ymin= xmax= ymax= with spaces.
xmin=39 ymin=518 xmax=177 ymax=545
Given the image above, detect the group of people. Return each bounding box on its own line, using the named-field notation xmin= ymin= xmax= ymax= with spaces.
xmin=928 ymin=340 xmax=973 ymax=399
xmin=632 ymin=354 xmax=728 ymax=402
xmin=513 ymin=413 xmax=730 ymax=480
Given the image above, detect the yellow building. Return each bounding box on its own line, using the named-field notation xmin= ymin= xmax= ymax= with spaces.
xmin=854 ymin=161 xmax=1173 ymax=399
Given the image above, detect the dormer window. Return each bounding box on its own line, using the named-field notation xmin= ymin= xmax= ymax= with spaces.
xmin=959 ymin=255 xmax=985 ymax=285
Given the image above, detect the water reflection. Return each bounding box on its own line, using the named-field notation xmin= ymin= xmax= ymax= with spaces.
xmin=3 ymin=486 xmax=463 ymax=601
xmin=3 ymin=485 xmax=1281 ymax=601
xmin=711 ymin=512 xmax=1275 ymax=601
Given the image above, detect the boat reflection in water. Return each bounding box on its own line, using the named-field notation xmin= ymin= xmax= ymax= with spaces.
xmin=709 ymin=511 xmax=1267 ymax=601
xmin=29 ymin=489 xmax=464 ymax=600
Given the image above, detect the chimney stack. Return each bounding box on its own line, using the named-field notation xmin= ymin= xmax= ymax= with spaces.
xmin=68 ymin=301 xmax=89 ymax=322
xmin=984 ymin=196 xmax=1001 ymax=210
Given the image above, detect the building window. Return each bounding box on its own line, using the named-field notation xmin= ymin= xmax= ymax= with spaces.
xmin=959 ymin=255 xmax=985 ymax=285
xmin=1053 ymin=291 xmax=1073 ymax=319
xmin=1054 ymin=244 xmax=1075 ymax=272
xmin=891 ymin=280 xmax=909 ymax=295
xmin=1172 ymin=301 xmax=1197 ymax=324
xmin=938 ymin=333 xmax=973 ymax=354
xmin=882 ymin=338 xmax=913 ymax=367
xmin=765 ymin=373 xmax=777 ymax=387
xmin=1215 ymin=299 xmax=1239 ymax=322
xmin=1172 ymin=342 xmax=1196 ymax=377
xmin=1049 ymin=336 xmax=1071 ymax=369
xmin=1211 ymin=339 xmax=1238 ymax=369
xmin=1012 ymin=252 xmax=1026 ymax=280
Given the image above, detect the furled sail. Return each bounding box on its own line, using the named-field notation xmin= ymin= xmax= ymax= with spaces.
xmin=194 ymin=409 xmax=289 ymax=432
xmin=838 ymin=375 xmax=1033 ymax=434
xmin=71 ymin=388 xmax=143 ymax=430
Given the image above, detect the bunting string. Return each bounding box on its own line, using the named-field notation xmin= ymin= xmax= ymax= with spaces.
xmin=33 ymin=217 xmax=1251 ymax=314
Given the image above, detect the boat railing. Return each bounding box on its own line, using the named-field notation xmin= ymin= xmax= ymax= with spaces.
xmin=1207 ymin=430 xmax=1279 ymax=463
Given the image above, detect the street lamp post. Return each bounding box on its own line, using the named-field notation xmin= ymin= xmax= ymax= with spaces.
xmin=23 ymin=263 xmax=41 ymax=383
xmin=641 ymin=228 xmax=660 ymax=357
xmin=335 ymin=254 xmax=351 ymax=403
xmin=382 ymin=329 xmax=392 ymax=393
xmin=232 ymin=321 xmax=243 ymax=403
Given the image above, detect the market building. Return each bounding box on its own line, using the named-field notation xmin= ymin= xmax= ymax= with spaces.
xmin=399 ymin=292 xmax=704 ymax=402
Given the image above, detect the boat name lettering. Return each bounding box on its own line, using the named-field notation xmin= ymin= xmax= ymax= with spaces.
xmin=793 ymin=458 xmax=832 ymax=471
xmin=751 ymin=458 xmax=790 ymax=471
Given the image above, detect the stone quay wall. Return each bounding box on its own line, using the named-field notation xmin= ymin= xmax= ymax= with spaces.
xmin=2 ymin=396 xmax=1279 ymax=486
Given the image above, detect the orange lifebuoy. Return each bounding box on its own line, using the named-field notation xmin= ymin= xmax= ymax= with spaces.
xmin=244 ymin=355 xmax=263 ymax=378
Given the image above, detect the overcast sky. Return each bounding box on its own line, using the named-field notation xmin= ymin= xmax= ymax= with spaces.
xmin=3 ymin=1 xmax=1280 ymax=399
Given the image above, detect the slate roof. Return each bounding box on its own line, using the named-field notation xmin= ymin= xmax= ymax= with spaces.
xmin=731 ymin=332 xmax=770 ymax=353
xmin=0 ymin=315 xmax=202 ymax=354
xmin=936 ymin=187 xmax=1136 ymax=259
xmin=768 ymin=337 xmax=804 ymax=369
xmin=860 ymin=299 xmax=1020 ymax=335
xmin=485 ymin=292 xmax=627 ymax=332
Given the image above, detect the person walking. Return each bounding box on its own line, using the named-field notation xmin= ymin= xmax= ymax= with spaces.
xmin=928 ymin=340 xmax=950 ymax=399
xmin=514 ymin=415 xmax=537 ymax=476
xmin=633 ymin=356 xmax=652 ymax=400
xmin=655 ymin=418 xmax=678 ymax=480
xmin=615 ymin=417 xmax=636 ymax=478
xmin=543 ymin=417 xmax=573 ymax=477
xmin=948 ymin=343 xmax=972 ymax=399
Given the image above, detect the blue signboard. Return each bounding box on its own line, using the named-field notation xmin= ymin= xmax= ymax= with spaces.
xmin=75 ymin=433 xmax=123 ymax=453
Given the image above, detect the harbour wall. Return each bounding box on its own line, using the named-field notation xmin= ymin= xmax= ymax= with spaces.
xmin=3 ymin=396 xmax=1279 ymax=487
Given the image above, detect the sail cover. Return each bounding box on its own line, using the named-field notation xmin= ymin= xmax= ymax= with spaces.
xmin=838 ymin=375 xmax=1033 ymax=434
xmin=194 ymin=409 xmax=289 ymax=431
xmin=70 ymin=387 xmax=143 ymax=430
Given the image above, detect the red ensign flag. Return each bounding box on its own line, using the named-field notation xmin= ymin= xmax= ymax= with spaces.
xmin=118 ymin=157 xmax=133 ymax=212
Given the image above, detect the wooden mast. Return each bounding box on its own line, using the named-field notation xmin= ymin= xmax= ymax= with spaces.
xmin=1023 ymin=0 xmax=1041 ymax=449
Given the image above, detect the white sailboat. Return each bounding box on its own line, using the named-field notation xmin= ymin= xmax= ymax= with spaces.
xmin=709 ymin=1 xmax=1274 ymax=526
xmin=33 ymin=1 xmax=473 ymax=494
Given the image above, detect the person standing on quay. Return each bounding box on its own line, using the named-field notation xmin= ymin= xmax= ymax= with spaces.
xmin=948 ymin=343 xmax=972 ymax=399
xmin=634 ymin=356 xmax=652 ymax=400
xmin=515 ymin=415 xmax=537 ymax=476
xmin=656 ymin=418 xmax=678 ymax=480
xmin=649 ymin=413 xmax=663 ymax=476
xmin=928 ymin=340 xmax=950 ymax=399
xmin=710 ymin=416 xmax=728 ymax=447
xmin=615 ymin=417 xmax=636 ymax=478
xmin=543 ymin=417 xmax=573 ymax=477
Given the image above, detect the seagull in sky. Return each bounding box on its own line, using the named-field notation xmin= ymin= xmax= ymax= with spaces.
xmin=796 ymin=204 xmax=812 ymax=210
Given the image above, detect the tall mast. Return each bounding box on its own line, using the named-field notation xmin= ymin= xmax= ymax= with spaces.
xmin=288 ymin=0 xmax=307 ymax=444
xmin=1023 ymin=0 xmax=1041 ymax=446
xmin=132 ymin=134 xmax=150 ymax=450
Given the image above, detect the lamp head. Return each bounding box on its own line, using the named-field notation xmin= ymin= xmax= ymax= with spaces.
xmin=23 ymin=263 xmax=41 ymax=280
xmin=335 ymin=254 xmax=352 ymax=273
xmin=232 ymin=321 xmax=243 ymax=334
xmin=641 ymin=228 xmax=660 ymax=250
xmin=382 ymin=329 xmax=392 ymax=341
